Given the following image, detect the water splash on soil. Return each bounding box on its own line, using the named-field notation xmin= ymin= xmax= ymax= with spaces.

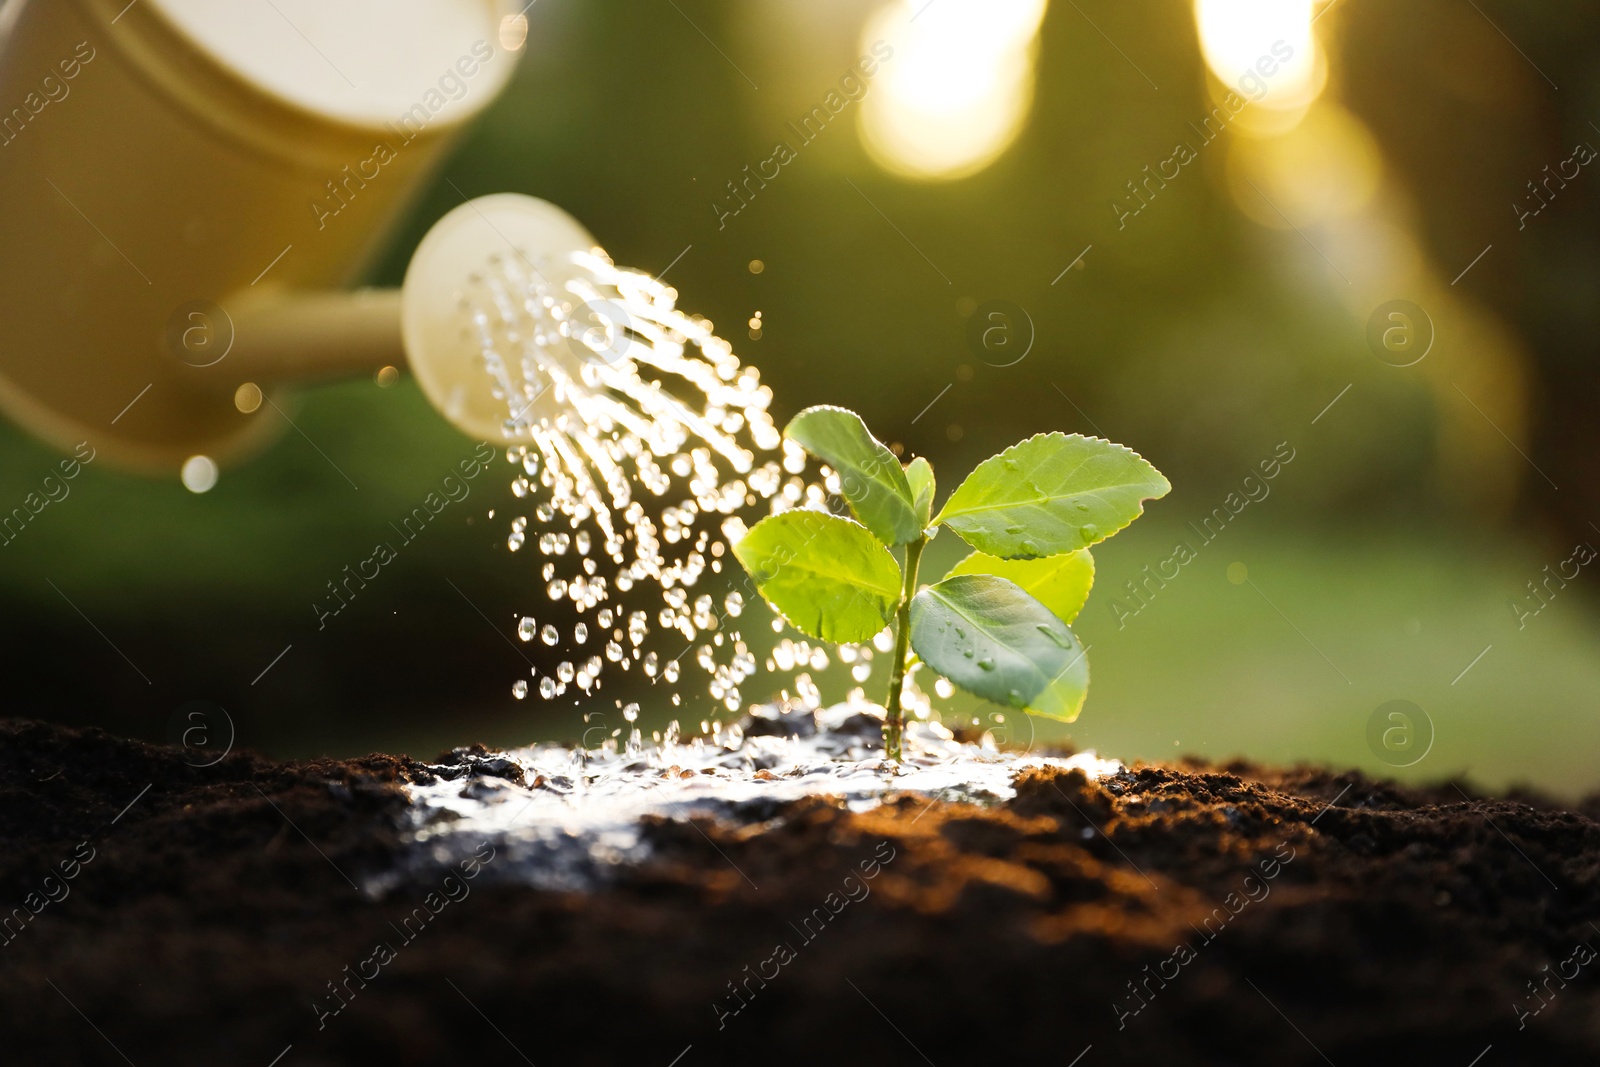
xmin=377 ymin=699 xmax=1119 ymax=894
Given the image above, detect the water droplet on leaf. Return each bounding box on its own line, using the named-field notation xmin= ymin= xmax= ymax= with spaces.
xmin=1036 ymin=624 xmax=1071 ymax=648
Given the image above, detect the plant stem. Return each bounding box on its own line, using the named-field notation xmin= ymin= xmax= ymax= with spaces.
xmin=883 ymin=535 xmax=925 ymax=762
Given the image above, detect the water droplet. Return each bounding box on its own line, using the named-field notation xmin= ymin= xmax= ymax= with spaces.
xmin=517 ymin=616 xmax=537 ymax=641
xmin=540 ymin=624 xmax=559 ymax=646
xmin=1036 ymin=624 xmax=1071 ymax=648
xmin=1080 ymin=523 xmax=1098 ymax=543
xmin=977 ymin=657 xmax=995 ymax=671
xmin=512 ymin=679 xmax=528 ymax=699
xmin=573 ymin=622 xmax=588 ymax=644
xmin=181 ymin=455 xmax=218 ymax=494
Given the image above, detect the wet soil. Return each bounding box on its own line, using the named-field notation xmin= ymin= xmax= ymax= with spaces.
xmin=1 ymin=717 xmax=1598 ymax=1066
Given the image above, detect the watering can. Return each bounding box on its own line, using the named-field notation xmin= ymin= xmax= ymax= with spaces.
xmin=0 ymin=0 xmax=607 ymax=476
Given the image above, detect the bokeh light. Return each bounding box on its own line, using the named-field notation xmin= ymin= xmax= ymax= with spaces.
xmin=1225 ymin=103 xmax=1382 ymax=228
xmin=499 ymin=13 xmax=529 ymax=51
xmin=858 ymin=0 xmax=1046 ymax=181
xmin=1193 ymin=0 xmax=1326 ymax=133
xmin=181 ymin=455 xmax=219 ymax=494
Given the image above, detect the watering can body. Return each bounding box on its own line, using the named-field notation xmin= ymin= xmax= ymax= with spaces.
xmin=0 ymin=0 xmax=519 ymax=471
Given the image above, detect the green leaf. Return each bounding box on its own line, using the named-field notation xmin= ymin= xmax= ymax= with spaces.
xmin=934 ymin=432 xmax=1169 ymax=559
xmin=732 ymin=511 xmax=902 ymax=643
xmin=905 ymin=457 xmax=935 ymax=530
xmin=947 ymin=547 xmax=1095 ymax=623
xmin=909 ymin=574 xmax=1089 ymax=722
xmin=785 ymin=406 xmax=920 ymax=545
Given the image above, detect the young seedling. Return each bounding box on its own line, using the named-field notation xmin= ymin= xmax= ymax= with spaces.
xmin=733 ymin=406 xmax=1169 ymax=760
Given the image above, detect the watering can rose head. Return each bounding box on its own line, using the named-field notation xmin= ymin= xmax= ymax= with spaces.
xmin=731 ymin=405 xmax=1170 ymax=760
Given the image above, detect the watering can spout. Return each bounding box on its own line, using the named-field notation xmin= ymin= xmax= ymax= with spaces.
xmin=224 ymin=193 xmax=603 ymax=445
xmin=227 ymin=290 xmax=407 ymax=386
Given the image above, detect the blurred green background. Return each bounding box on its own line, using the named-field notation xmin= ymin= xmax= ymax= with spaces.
xmin=5 ymin=0 xmax=1598 ymax=796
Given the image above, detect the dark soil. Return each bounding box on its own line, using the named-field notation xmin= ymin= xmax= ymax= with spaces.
xmin=2 ymin=718 xmax=1598 ymax=1066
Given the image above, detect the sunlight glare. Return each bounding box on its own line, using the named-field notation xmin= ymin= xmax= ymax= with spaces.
xmin=859 ymin=0 xmax=1047 ymax=181
xmin=1194 ymin=0 xmax=1324 ymax=120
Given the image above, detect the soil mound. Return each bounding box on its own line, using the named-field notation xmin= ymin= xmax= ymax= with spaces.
xmin=0 ymin=718 xmax=1595 ymax=1065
